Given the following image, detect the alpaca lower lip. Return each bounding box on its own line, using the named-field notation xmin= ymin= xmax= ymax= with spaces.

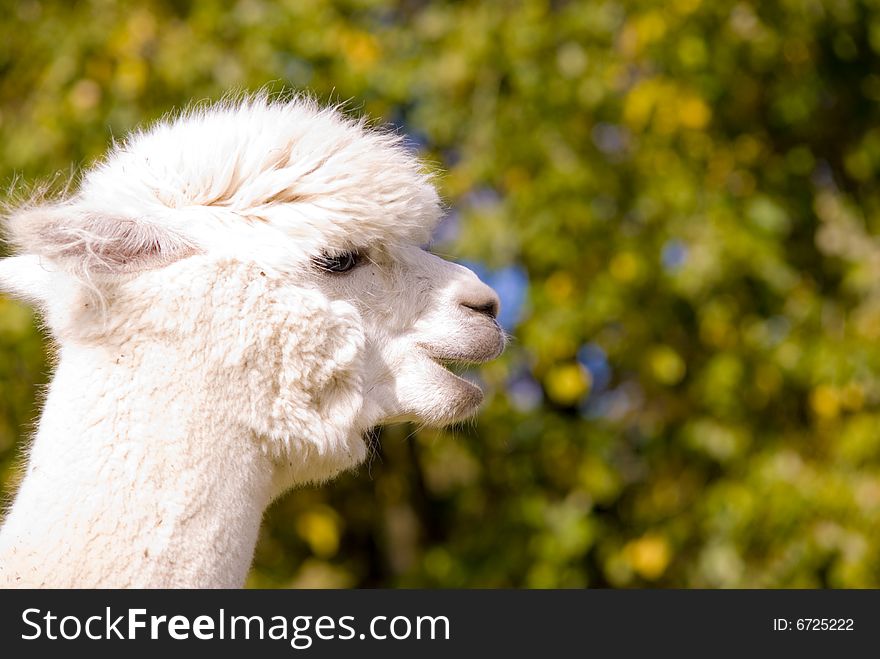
xmin=429 ymin=358 xmax=485 ymax=407
xmin=419 ymin=349 xmax=485 ymax=396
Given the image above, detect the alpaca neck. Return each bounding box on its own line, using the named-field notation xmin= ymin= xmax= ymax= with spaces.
xmin=0 ymin=342 xmax=275 ymax=588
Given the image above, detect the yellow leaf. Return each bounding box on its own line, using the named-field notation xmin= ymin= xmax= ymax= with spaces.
xmin=610 ymin=251 xmax=640 ymax=282
xmin=340 ymin=29 xmax=381 ymax=72
xmin=624 ymin=534 xmax=671 ymax=580
xmin=296 ymin=508 xmax=342 ymax=559
xmin=810 ymin=385 xmax=840 ymax=419
xmin=545 ymin=363 xmax=591 ymax=405
xmin=623 ymin=79 xmax=658 ymax=129
xmin=679 ymin=94 xmax=711 ymax=130
xmin=544 ymin=271 xmax=574 ymax=302
xmin=648 ymin=346 xmax=686 ymax=385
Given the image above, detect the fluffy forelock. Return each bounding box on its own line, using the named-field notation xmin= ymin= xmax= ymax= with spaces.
xmin=74 ymin=95 xmax=441 ymax=258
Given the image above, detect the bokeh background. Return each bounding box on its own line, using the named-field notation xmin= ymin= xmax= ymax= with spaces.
xmin=3 ymin=0 xmax=880 ymax=587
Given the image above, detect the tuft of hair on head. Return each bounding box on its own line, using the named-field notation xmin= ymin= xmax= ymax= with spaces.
xmin=1 ymin=92 xmax=442 ymax=300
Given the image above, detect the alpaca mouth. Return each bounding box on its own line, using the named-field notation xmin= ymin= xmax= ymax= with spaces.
xmin=432 ymin=356 xmax=483 ymax=385
xmin=419 ymin=336 xmax=506 ymax=403
xmin=425 ymin=355 xmax=486 ymax=412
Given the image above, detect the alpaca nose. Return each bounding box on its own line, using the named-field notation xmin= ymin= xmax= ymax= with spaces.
xmin=460 ymin=287 xmax=500 ymax=319
xmin=446 ymin=259 xmax=501 ymax=319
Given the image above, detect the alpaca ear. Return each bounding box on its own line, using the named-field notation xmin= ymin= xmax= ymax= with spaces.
xmin=6 ymin=203 xmax=197 ymax=276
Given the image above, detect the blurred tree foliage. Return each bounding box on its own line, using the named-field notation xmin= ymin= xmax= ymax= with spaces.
xmin=3 ymin=0 xmax=880 ymax=587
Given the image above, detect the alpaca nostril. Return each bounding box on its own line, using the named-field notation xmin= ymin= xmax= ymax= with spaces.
xmin=462 ymin=299 xmax=499 ymax=319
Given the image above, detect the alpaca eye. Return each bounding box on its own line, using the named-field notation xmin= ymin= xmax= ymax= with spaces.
xmin=313 ymin=250 xmax=362 ymax=273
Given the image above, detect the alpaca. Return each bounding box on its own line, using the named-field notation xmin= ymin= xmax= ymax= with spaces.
xmin=0 ymin=96 xmax=504 ymax=588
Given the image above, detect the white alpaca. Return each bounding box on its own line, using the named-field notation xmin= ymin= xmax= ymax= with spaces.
xmin=0 ymin=96 xmax=504 ymax=588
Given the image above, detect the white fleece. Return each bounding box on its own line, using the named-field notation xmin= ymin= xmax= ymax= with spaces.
xmin=0 ymin=95 xmax=504 ymax=588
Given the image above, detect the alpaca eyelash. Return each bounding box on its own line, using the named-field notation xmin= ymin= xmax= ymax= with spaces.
xmin=312 ymin=249 xmax=363 ymax=273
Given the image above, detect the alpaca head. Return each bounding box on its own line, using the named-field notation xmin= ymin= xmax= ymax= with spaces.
xmin=0 ymin=96 xmax=505 ymax=485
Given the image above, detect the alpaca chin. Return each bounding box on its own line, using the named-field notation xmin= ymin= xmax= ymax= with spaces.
xmin=430 ymin=369 xmax=486 ymax=425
